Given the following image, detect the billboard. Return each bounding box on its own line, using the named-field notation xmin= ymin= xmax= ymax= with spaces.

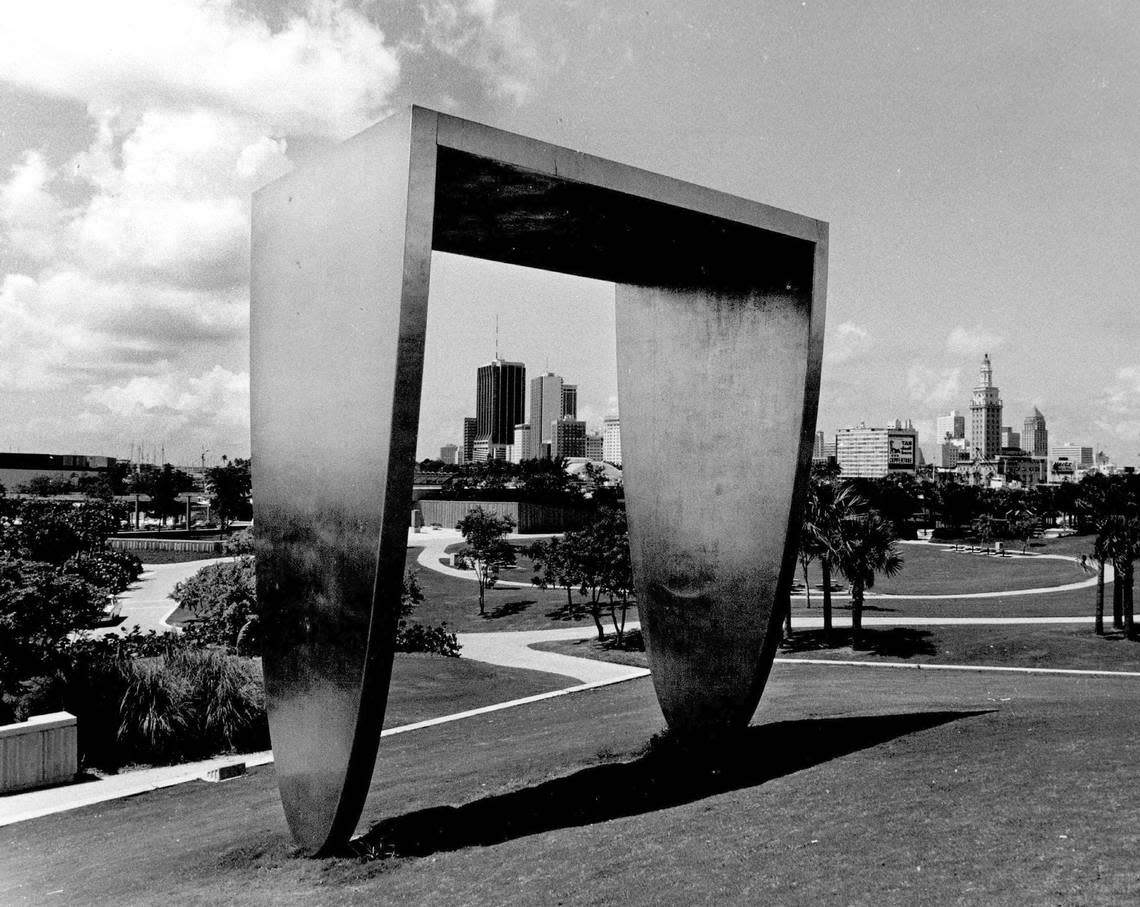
xmin=888 ymin=434 xmax=915 ymax=467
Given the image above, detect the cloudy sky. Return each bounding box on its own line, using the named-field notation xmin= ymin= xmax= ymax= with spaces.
xmin=1 ymin=1 xmax=1137 ymax=466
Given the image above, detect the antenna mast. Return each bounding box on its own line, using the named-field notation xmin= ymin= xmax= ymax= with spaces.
xmin=494 ymin=314 xmax=499 ymax=359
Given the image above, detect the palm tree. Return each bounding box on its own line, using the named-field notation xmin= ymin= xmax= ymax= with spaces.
xmin=1110 ymin=517 xmax=1140 ymax=638
xmin=1092 ymin=530 xmax=1109 ymax=636
xmin=804 ymin=481 xmax=869 ymax=646
xmin=833 ymin=511 xmax=904 ymax=649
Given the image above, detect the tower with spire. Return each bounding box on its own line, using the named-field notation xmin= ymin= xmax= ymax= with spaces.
xmin=969 ymin=353 xmax=1003 ymax=460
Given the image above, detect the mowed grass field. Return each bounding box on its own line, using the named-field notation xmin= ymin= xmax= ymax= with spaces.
xmin=5 ymin=666 xmax=1140 ymax=905
xmin=793 ymin=540 xmax=1084 ymax=595
xmin=408 ymin=536 xmax=1099 ymax=634
xmin=537 ymin=623 xmax=1140 ymax=674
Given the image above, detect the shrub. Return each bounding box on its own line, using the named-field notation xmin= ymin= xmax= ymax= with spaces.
xmin=0 ymin=558 xmax=108 ymax=709
xmin=170 ymin=556 xmax=259 ymax=654
xmin=115 ymin=649 xmax=268 ymax=766
xmin=395 ymin=570 xmax=459 ymax=657
xmin=395 ymin=621 xmax=460 ymax=657
xmin=64 ymin=549 xmax=144 ymax=595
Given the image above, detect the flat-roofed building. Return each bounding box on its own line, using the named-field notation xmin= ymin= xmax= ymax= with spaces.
xmin=836 ymin=421 xmax=919 ymax=478
xmin=552 ymin=417 xmax=586 ymax=460
xmin=602 ymin=416 xmax=621 ymax=465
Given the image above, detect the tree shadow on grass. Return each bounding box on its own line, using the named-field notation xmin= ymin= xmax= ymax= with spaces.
xmin=780 ymin=627 xmax=937 ymax=659
xmin=352 ymin=709 xmax=986 ymax=860
xmin=481 ymin=599 xmax=535 ymax=620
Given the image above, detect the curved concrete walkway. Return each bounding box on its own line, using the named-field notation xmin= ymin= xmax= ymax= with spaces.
xmin=88 ymin=557 xmax=234 ymax=637
xmin=458 ymin=627 xmax=650 ymax=685
xmin=410 ymin=526 xmax=548 ymax=588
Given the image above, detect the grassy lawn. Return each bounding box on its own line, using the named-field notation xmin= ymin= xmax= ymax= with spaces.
xmin=535 ymin=624 xmax=1140 ymax=674
xmin=793 ymin=586 xmax=1102 ymax=619
xmin=383 ymin=653 xmax=579 ymax=727
xmin=795 ymin=541 xmax=1083 ymax=595
xmin=6 ymin=666 xmax=1140 ymax=904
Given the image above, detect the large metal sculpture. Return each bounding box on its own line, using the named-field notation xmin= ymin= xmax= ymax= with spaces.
xmin=251 ymin=107 xmax=827 ymax=854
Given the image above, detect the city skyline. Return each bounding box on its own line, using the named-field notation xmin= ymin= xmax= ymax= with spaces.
xmin=1 ymin=4 xmax=1137 ymax=466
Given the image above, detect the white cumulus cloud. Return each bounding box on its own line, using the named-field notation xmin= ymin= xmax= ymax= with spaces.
xmin=907 ymin=363 xmax=962 ymax=408
xmin=0 ymin=0 xmax=401 ymax=137
xmin=823 ymin=321 xmax=872 ymax=366
xmin=946 ymin=326 xmax=1004 ymax=358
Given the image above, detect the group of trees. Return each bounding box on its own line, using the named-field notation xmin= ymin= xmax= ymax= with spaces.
xmin=0 ymin=499 xmax=143 ymax=724
xmin=529 ymin=508 xmax=634 ymax=642
xmin=1079 ymin=473 xmax=1140 ymax=638
xmin=5 ymin=456 xmax=253 ymax=531
xmin=838 ymin=471 xmax=1124 ymax=544
xmin=455 ymin=504 xmax=635 ymax=643
xmin=422 ymin=457 xmax=619 ymax=508
xmin=795 ymin=472 xmax=904 ymax=647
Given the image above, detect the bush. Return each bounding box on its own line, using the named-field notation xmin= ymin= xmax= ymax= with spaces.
xmin=115 ymin=649 xmax=268 ymax=765
xmin=170 ymin=556 xmax=259 ymax=654
xmin=395 ymin=570 xmax=459 ymax=657
xmin=64 ymin=549 xmax=143 ymax=595
xmin=396 ymin=622 xmax=460 ymax=657
xmin=0 ymin=558 xmax=109 ymax=713
xmin=221 ymin=528 xmax=255 ymax=555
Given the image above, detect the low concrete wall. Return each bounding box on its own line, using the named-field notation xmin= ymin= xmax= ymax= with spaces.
xmin=417 ymin=500 xmax=586 ymax=533
xmin=1 ymin=712 xmax=78 ymax=793
xmin=109 ymin=537 xmax=223 ymax=554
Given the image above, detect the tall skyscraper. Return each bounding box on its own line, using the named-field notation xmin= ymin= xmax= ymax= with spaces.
xmin=585 ymin=432 xmax=604 ymax=461
xmin=969 ymin=353 xmax=1002 ymax=460
xmin=1023 ymin=408 xmax=1048 ymax=457
xmin=1001 ymin=427 xmax=1020 ymax=450
xmin=439 ymin=444 xmax=457 ymax=465
xmin=475 ymin=359 xmax=525 ymax=461
xmin=937 ymin=410 xmax=965 ymax=440
xmin=603 ymin=416 xmax=621 ymax=465
xmin=528 ymin=372 xmax=564 ymax=459
xmin=561 ymin=384 xmax=578 ymax=420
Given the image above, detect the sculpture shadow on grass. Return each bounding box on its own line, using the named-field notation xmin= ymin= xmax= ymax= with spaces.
xmin=780 ymin=627 xmax=938 ymax=659
xmin=352 ymin=709 xmax=988 ymax=860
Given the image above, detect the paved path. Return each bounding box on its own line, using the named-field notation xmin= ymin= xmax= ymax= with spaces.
xmin=458 ymin=627 xmax=650 ymax=684
xmin=89 ymin=557 xmax=233 ymax=637
xmin=409 ymin=526 xmax=551 ymax=588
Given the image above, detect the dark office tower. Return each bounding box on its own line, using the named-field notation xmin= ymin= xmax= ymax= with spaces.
xmin=552 ymin=417 xmax=587 ymax=459
xmin=1023 ymin=407 xmax=1048 ymax=457
xmin=969 ymin=353 xmax=1002 ymax=460
xmin=528 ymin=372 xmax=564 ymax=459
xmin=461 ymin=417 xmax=477 ymax=464
xmin=475 ymin=360 xmax=526 ymax=458
xmin=561 ymin=384 xmax=578 ymax=420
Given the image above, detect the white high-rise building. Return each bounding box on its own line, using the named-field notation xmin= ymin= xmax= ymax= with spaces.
xmin=937 ymin=410 xmax=965 ymax=441
xmin=602 ymin=416 xmax=621 ymax=465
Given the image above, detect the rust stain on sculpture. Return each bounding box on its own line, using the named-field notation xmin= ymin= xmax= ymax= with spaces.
xmin=251 ymin=106 xmax=826 ymax=853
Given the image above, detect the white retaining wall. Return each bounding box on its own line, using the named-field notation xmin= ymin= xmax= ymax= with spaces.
xmin=0 ymin=712 xmax=78 ymax=793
